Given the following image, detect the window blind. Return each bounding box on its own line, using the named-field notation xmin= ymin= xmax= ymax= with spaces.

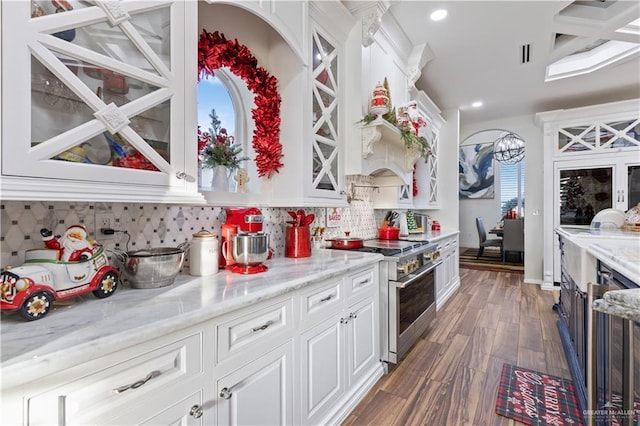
xmin=500 ymin=160 xmax=525 ymax=217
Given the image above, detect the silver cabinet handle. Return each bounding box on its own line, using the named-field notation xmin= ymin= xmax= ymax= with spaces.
xmin=251 ymin=320 xmax=273 ymax=332
xmin=340 ymin=317 xmax=349 ymax=324
xmin=349 ymin=312 xmax=358 ymax=319
xmin=113 ymin=370 xmax=161 ymax=394
xmin=320 ymin=294 xmax=333 ymax=302
xmin=175 ymin=171 xmax=187 ymax=179
xmin=597 ymin=270 xmax=612 ymax=280
xmin=220 ymin=387 xmax=232 ymax=399
xmin=189 ymin=405 xmax=203 ymax=419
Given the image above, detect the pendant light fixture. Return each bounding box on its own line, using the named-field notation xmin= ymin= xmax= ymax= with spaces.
xmin=493 ymin=132 xmax=525 ymax=164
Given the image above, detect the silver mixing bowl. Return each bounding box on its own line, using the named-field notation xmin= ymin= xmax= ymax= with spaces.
xmin=113 ymin=245 xmax=186 ymax=289
xmin=231 ymin=233 xmax=269 ymax=266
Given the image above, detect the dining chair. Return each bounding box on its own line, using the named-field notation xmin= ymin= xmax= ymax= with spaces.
xmin=475 ymin=217 xmax=502 ymax=259
xmin=502 ymin=219 xmax=524 ymax=263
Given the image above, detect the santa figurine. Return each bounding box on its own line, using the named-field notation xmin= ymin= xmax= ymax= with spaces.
xmin=40 ymin=225 xmax=95 ymax=262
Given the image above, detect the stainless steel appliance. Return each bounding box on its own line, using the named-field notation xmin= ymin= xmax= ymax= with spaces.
xmin=329 ymin=239 xmax=441 ymax=364
xmin=587 ymin=261 xmax=640 ymax=426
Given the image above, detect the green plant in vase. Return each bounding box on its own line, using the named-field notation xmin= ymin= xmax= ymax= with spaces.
xmin=198 ymin=109 xmax=249 ymax=190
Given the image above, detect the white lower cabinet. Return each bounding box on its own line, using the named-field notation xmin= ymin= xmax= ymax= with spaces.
xmin=2 ymin=263 xmax=382 ymax=426
xmin=216 ymin=342 xmax=293 ymax=425
xmin=299 ymin=266 xmax=380 ymax=425
xmin=22 ymin=329 xmax=211 ymax=426
xmin=435 ymin=233 xmax=460 ymax=310
xmin=300 ymin=312 xmax=345 ymax=425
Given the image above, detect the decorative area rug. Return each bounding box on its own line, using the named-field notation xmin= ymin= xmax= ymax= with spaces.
xmin=495 ymin=363 xmax=582 ymax=425
xmin=460 ymin=248 xmax=524 ymax=273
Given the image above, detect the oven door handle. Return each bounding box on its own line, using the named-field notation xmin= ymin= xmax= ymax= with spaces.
xmin=392 ymin=260 xmax=442 ymax=289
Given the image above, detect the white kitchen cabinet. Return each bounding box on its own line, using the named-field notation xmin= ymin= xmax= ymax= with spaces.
xmin=7 ymin=328 xmax=213 ymax=426
xmin=411 ymin=89 xmax=445 ymax=209
xmin=299 ymin=311 xmax=346 ymax=425
xmin=299 ymin=264 xmax=379 ymax=425
xmin=538 ymin=99 xmax=640 ymax=287
xmin=216 ymin=342 xmax=294 ymax=426
xmin=1 ymin=260 xmax=383 ymax=426
xmin=434 ymin=233 xmax=460 ymax=310
xmin=0 ymin=1 xmax=204 ymax=203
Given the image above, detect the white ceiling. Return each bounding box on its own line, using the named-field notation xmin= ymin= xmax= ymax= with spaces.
xmin=384 ymin=0 xmax=640 ymax=127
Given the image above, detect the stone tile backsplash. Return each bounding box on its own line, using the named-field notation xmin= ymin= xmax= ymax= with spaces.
xmin=1 ymin=176 xmax=381 ymax=267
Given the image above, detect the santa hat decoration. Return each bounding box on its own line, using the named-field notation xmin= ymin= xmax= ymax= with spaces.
xmin=66 ymin=225 xmax=88 ymax=239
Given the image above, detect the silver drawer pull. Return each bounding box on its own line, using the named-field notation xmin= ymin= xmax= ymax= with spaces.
xmin=597 ymin=271 xmax=612 ymax=280
xmin=320 ymin=294 xmax=333 ymax=302
xmin=189 ymin=405 xmax=203 ymax=419
xmin=251 ymin=320 xmax=273 ymax=332
xmin=358 ymin=278 xmax=370 ymax=285
xmin=113 ymin=370 xmax=161 ymax=394
xmin=220 ymin=387 xmax=232 ymax=399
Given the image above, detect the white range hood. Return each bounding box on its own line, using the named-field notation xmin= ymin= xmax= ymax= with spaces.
xmin=358 ymin=117 xmax=423 ymax=185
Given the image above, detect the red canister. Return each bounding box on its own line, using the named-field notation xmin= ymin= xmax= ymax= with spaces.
xmin=285 ymin=225 xmax=311 ymax=258
xmin=378 ymin=226 xmax=400 ymax=240
xmin=431 ymin=220 xmax=441 ymax=231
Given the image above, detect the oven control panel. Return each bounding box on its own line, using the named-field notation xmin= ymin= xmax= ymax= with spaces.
xmin=397 ymin=258 xmax=421 ymax=275
xmin=424 ymin=250 xmax=441 ymax=262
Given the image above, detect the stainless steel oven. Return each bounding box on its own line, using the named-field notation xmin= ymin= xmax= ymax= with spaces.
xmin=328 ymin=239 xmax=440 ymax=365
xmin=388 ymin=258 xmax=440 ymax=363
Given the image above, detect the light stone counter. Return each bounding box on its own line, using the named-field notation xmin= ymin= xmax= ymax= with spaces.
xmin=587 ymin=240 xmax=640 ymax=286
xmin=398 ymin=228 xmax=459 ymax=243
xmin=0 ymin=250 xmax=382 ymax=387
xmin=588 ymin=240 xmax=639 ymax=323
xmin=592 ymin=289 xmax=640 ymax=323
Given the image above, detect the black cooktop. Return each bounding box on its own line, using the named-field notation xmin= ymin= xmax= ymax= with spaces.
xmin=331 ymin=239 xmax=432 ymax=257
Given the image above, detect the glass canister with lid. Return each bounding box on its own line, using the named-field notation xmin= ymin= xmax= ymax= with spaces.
xmin=189 ymin=230 xmax=219 ymax=276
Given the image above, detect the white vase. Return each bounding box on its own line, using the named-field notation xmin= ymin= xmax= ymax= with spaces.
xmin=211 ymin=165 xmax=230 ymax=192
xmin=198 ymin=167 xmax=214 ymax=189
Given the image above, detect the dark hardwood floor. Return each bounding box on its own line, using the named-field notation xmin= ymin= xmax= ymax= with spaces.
xmin=343 ymin=267 xmax=569 ymax=425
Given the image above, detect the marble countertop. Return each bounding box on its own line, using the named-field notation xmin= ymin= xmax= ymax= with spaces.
xmin=0 ymin=250 xmax=382 ymax=388
xmin=399 ymin=228 xmax=459 ymax=243
xmin=587 ymin=240 xmax=640 ymax=285
xmin=593 ymin=288 xmax=640 ymax=323
xmin=556 ymin=226 xmax=640 ymax=241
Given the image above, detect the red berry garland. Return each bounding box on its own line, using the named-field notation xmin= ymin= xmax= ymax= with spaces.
xmin=198 ymin=30 xmax=283 ymax=178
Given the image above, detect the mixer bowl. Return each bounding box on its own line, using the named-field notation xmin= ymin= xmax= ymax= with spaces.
xmin=231 ymin=233 xmax=269 ymax=266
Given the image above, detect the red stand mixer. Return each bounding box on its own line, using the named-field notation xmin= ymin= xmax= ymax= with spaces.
xmin=220 ymin=208 xmax=269 ymax=274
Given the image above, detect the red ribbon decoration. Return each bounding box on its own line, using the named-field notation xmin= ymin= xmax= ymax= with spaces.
xmin=198 ymin=30 xmax=283 ymax=178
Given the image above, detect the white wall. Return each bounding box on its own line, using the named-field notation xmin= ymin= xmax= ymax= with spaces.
xmin=461 ymin=114 xmax=543 ymax=285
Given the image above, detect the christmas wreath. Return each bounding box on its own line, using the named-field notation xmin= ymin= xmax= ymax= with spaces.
xmin=198 ymin=30 xmax=283 ymax=178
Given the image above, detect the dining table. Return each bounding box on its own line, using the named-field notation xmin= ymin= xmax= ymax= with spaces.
xmin=489 ymin=227 xmax=504 ymax=237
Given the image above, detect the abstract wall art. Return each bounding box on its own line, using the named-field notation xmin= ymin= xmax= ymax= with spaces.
xmin=459 ymin=142 xmax=495 ymax=199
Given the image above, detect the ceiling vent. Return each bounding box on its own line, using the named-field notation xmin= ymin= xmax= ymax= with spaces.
xmin=521 ymin=44 xmax=531 ymax=64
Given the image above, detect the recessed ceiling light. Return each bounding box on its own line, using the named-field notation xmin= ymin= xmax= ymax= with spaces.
xmin=472 ymin=101 xmax=483 ymax=108
xmin=430 ymin=9 xmax=447 ymax=21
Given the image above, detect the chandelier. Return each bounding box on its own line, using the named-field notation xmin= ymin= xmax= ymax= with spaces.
xmin=493 ymin=132 xmax=525 ymax=164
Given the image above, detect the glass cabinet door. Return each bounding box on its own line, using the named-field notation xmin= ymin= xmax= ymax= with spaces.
xmin=310 ymin=28 xmax=340 ymax=194
xmin=559 ymin=167 xmax=613 ymax=225
xmin=2 ymin=1 xmax=187 ymax=187
xmin=626 ymin=164 xmax=640 ymax=209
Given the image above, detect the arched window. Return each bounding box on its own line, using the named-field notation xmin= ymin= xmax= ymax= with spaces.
xmin=197 ymin=68 xmax=252 ymax=190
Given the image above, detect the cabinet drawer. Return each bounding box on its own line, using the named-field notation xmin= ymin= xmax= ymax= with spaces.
xmin=346 ymin=266 xmax=377 ymax=301
xmin=217 ymin=298 xmax=293 ymax=363
xmin=27 ymin=332 xmax=202 ymax=425
xmin=299 ymin=279 xmax=343 ymax=327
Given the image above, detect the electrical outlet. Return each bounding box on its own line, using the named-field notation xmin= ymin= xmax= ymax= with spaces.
xmin=95 ymin=212 xmax=115 ymax=240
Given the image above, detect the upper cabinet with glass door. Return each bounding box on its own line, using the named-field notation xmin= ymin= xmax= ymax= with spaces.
xmin=1 ymin=1 xmax=203 ymax=203
xmin=310 ymin=27 xmax=341 ymax=198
